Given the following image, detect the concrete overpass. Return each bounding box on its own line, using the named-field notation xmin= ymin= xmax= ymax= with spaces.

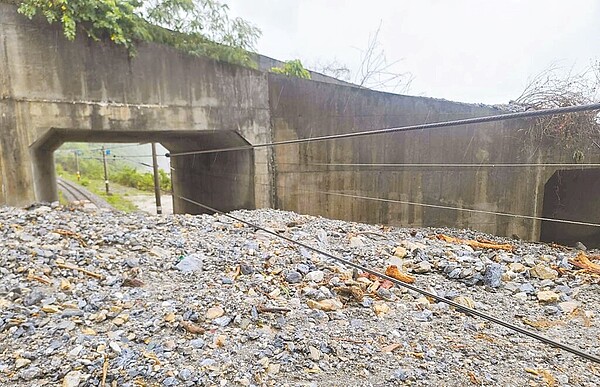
xmin=0 ymin=3 xmax=272 ymax=214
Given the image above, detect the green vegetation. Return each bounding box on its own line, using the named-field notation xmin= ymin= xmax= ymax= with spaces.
xmin=112 ymin=166 xmax=171 ymax=192
xmin=58 ymin=169 xmax=139 ymax=212
xmin=57 ymin=190 xmax=67 ymax=206
xmin=270 ymin=59 xmax=311 ymax=79
xmin=17 ymin=0 xmax=145 ymax=48
xmin=55 ymin=147 xmax=170 ymax=212
xmin=55 ymin=151 xmax=171 ymax=193
xmin=16 ymin=0 xmax=261 ymax=66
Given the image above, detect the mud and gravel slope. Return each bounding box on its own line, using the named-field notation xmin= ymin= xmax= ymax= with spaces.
xmin=0 ymin=204 xmax=599 ymax=386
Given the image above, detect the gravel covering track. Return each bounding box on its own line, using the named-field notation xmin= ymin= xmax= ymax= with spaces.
xmin=0 ymin=204 xmax=599 ymax=386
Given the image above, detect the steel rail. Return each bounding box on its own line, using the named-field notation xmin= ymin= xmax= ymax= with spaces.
xmin=56 ymin=179 xmax=80 ymax=202
xmin=177 ymin=195 xmax=600 ymax=363
xmin=57 ymin=178 xmax=112 ymax=210
xmin=168 ymin=103 xmax=600 ymax=157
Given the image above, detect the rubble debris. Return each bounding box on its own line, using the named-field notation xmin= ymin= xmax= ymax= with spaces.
xmin=0 ymin=205 xmax=598 ymax=386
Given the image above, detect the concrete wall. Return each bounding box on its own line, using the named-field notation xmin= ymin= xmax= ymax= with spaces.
xmin=253 ymin=53 xmax=357 ymax=87
xmin=0 ymin=3 xmax=272 ymax=213
xmin=268 ymin=75 xmax=600 ymax=241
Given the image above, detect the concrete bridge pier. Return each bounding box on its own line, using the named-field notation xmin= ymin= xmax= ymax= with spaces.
xmin=31 ymin=147 xmax=58 ymax=203
xmin=164 ymin=132 xmax=259 ymax=214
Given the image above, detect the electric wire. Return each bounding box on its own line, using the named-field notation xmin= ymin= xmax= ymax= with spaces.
xmin=168 ymin=102 xmax=600 ymax=157
xmin=321 ymin=191 xmax=600 ymax=228
xmin=56 ymin=143 xmax=149 ymax=153
xmin=306 ymin=162 xmax=600 ymax=168
xmin=168 ymin=166 xmax=600 ymax=229
xmin=176 ymin=195 xmax=600 ymax=364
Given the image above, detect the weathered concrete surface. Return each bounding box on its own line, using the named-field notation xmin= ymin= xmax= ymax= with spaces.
xmin=253 ymin=53 xmax=356 ymax=87
xmin=0 ymin=3 xmax=272 ymax=213
xmin=268 ymin=74 xmax=600 ymax=242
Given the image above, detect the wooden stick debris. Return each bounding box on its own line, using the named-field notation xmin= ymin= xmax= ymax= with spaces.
xmin=436 ymin=234 xmax=514 ymax=251
xmin=331 ymin=337 xmax=368 ymax=344
xmin=54 ymin=229 xmax=87 ymax=247
xmin=257 ymin=305 xmax=291 ymax=313
xmin=101 ymin=356 xmax=109 ymax=387
xmin=57 ymin=263 xmax=103 ymax=279
xmin=569 ymin=252 xmax=600 ymax=275
xmin=27 ymin=274 xmax=51 ymax=285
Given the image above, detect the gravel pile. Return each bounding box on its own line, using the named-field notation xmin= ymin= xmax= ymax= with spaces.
xmin=1 ymin=204 xmax=599 ymax=386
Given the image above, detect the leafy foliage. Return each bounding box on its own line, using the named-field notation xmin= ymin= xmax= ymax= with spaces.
xmin=55 ymin=152 xmax=171 ymax=193
xmin=17 ymin=0 xmax=147 ymax=49
xmin=16 ymin=0 xmax=261 ymax=66
xmin=112 ymin=166 xmax=171 ymax=192
xmin=270 ymin=59 xmax=311 ymax=79
xmin=142 ymin=0 xmax=261 ymax=66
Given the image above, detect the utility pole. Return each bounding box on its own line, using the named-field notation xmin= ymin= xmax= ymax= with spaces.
xmin=101 ymin=146 xmax=110 ymax=195
xmin=74 ymin=150 xmax=80 ymax=181
xmin=151 ymin=143 xmax=162 ymax=214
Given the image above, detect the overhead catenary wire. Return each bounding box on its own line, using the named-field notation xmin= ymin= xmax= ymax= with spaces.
xmin=176 ymin=195 xmax=600 ymax=364
xmin=168 ymin=102 xmax=600 ymax=157
xmin=56 ymin=143 xmax=149 ymax=153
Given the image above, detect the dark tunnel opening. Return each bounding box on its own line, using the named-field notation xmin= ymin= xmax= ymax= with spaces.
xmin=540 ymin=169 xmax=600 ymax=249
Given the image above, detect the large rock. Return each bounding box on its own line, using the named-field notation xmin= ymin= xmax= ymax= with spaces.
xmin=62 ymin=370 xmax=82 ymax=387
xmin=529 ymin=264 xmax=558 ymax=280
xmin=537 ymin=290 xmax=559 ymax=303
xmin=307 ymin=299 xmax=343 ymax=311
xmin=483 ymin=263 xmax=503 ymax=288
xmin=413 ymin=261 xmax=432 ymax=274
xmin=304 ymin=270 xmax=325 ymax=282
xmin=558 ymin=301 xmax=580 ymax=314
xmin=175 ymin=254 xmax=203 ymax=272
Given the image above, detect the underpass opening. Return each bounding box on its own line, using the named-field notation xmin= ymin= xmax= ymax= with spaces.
xmin=30 ymin=128 xmax=257 ymax=215
xmin=540 ymin=169 xmax=600 ymax=249
xmin=54 ymin=141 xmax=172 ymax=213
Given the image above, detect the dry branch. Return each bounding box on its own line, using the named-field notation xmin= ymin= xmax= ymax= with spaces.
xmin=436 ymin=234 xmax=514 ymax=251
xmin=57 ymin=263 xmax=103 ymax=279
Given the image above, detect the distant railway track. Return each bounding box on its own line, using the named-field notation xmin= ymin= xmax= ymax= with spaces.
xmin=56 ymin=178 xmax=113 ymax=210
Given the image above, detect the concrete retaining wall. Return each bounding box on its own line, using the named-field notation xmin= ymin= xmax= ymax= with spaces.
xmin=268 ymin=75 xmax=600 ymax=242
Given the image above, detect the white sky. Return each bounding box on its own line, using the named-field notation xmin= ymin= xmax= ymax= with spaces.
xmin=227 ymin=0 xmax=599 ymax=104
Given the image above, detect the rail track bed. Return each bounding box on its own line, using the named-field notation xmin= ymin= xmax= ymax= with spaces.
xmin=57 ymin=178 xmax=113 ymax=210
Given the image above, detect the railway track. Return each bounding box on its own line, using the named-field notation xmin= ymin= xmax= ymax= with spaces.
xmin=56 ymin=178 xmax=113 ymax=210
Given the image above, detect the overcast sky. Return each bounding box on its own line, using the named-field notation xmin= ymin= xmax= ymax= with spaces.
xmin=227 ymin=0 xmax=599 ymax=105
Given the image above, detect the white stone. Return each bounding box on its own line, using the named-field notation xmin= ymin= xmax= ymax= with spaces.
xmin=349 ymin=237 xmax=365 ymax=247
xmin=558 ymin=301 xmax=580 ymax=314
xmin=109 ymin=342 xmax=122 ymax=354
xmin=62 ymin=370 xmax=82 ymax=387
xmin=15 ymin=358 xmax=31 ymax=369
xmin=304 ymin=270 xmax=325 ymax=283
xmin=308 ymin=346 xmax=321 ymax=361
